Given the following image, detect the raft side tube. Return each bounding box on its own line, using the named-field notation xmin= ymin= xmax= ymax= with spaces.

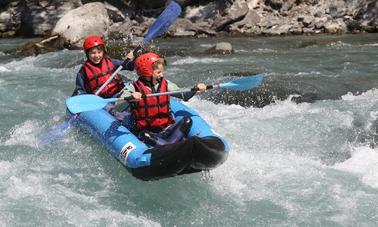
xmin=69 ymin=109 xmax=153 ymax=168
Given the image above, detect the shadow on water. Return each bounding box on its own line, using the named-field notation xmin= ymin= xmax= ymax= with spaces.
xmin=204 ymin=74 xmax=320 ymax=108
xmin=203 ymin=72 xmax=378 ymax=108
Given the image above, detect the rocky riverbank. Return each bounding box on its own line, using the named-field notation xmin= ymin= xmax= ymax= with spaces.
xmin=1 ymin=0 xmax=377 ymax=55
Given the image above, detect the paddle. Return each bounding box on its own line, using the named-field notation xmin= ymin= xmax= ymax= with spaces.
xmin=66 ymin=74 xmax=264 ymax=114
xmin=95 ymin=0 xmax=182 ymax=95
xmin=37 ymin=1 xmax=183 ymax=146
xmin=36 ymin=116 xmax=76 ymax=147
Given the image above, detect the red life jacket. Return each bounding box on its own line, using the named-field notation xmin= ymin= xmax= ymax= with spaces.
xmin=83 ymin=58 xmax=124 ymax=98
xmin=131 ymin=79 xmax=174 ymax=132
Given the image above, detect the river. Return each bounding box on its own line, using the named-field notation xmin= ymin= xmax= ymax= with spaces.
xmin=0 ymin=34 xmax=378 ymax=226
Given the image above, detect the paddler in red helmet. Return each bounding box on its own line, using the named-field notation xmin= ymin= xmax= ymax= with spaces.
xmin=115 ymin=52 xmax=206 ymax=146
xmin=72 ymin=35 xmax=134 ymax=98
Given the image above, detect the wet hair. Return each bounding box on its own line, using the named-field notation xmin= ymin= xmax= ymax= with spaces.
xmin=151 ymin=57 xmax=165 ymax=70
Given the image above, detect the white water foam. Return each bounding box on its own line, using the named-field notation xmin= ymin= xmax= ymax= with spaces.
xmin=1 ymin=51 xmax=80 ymax=77
xmin=2 ymin=120 xmax=41 ymax=148
xmin=334 ymin=146 xmax=378 ymax=188
xmin=0 ymin=66 xmax=11 ymax=72
xmin=77 ymin=208 xmax=160 ymax=226
xmin=342 ymin=88 xmax=378 ymax=101
xmin=3 ymin=56 xmax=37 ymax=71
xmin=199 ymin=43 xmax=213 ymax=48
xmin=269 ymin=71 xmax=337 ymax=78
xmin=251 ymin=48 xmax=277 ymax=53
xmin=0 ymin=155 xmax=160 ymax=226
xmin=327 ymin=41 xmax=352 ymax=47
xmin=184 ymin=96 xmax=371 ymax=224
xmin=0 ymin=160 xmax=12 ymax=177
xmin=170 ymin=57 xmax=226 ymax=65
xmin=235 ymin=49 xmax=248 ymax=53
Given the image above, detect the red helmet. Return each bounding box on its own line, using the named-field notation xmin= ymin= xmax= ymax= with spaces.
xmin=83 ymin=36 xmax=105 ymax=51
xmin=134 ymin=53 xmax=161 ymax=77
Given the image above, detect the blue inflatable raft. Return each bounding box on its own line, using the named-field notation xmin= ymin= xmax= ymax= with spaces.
xmin=67 ymin=99 xmax=229 ymax=180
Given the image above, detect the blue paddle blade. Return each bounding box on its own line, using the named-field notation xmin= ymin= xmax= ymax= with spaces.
xmin=142 ymin=0 xmax=182 ymax=45
xmin=36 ymin=116 xmax=75 ymax=147
xmin=219 ymin=74 xmax=264 ymax=91
xmin=66 ymin=94 xmax=117 ymax=114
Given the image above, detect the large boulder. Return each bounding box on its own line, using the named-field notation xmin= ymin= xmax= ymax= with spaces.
xmin=228 ymin=10 xmax=262 ymax=35
xmin=205 ymin=42 xmax=234 ymax=55
xmin=212 ymin=1 xmax=250 ymax=32
xmin=52 ymin=2 xmax=111 ymax=49
xmin=324 ymin=19 xmax=347 ymax=34
xmin=167 ymin=18 xmax=216 ymax=37
xmin=167 ymin=18 xmax=197 ymax=37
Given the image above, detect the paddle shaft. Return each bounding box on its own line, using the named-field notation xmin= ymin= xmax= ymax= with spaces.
xmin=66 ymin=74 xmax=264 ymax=114
xmin=107 ymin=72 xmax=265 ymax=102
xmin=120 ymin=85 xmax=216 ymax=101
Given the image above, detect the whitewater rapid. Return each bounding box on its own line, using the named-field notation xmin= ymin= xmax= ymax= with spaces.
xmin=1 ymin=34 xmax=378 ymax=225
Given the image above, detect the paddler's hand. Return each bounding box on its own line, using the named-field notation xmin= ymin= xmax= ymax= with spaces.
xmin=125 ymin=50 xmax=134 ymax=60
xmin=123 ymin=92 xmax=142 ymax=102
xmin=121 ymin=50 xmax=134 ymax=68
xmin=131 ymin=92 xmax=142 ymax=101
xmin=195 ymin=83 xmax=206 ymax=92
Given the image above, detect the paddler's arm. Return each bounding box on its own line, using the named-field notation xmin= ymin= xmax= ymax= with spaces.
xmin=167 ymin=80 xmax=193 ymax=100
xmin=111 ymin=50 xmax=135 ymax=71
xmin=71 ymin=69 xmax=88 ymax=96
xmin=114 ymin=82 xmax=136 ymax=112
xmin=170 ymin=82 xmax=207 ymax=101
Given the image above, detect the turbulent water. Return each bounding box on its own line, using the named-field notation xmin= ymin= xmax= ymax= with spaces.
xmin=1 ymin=34 xmax=378 ymax=226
